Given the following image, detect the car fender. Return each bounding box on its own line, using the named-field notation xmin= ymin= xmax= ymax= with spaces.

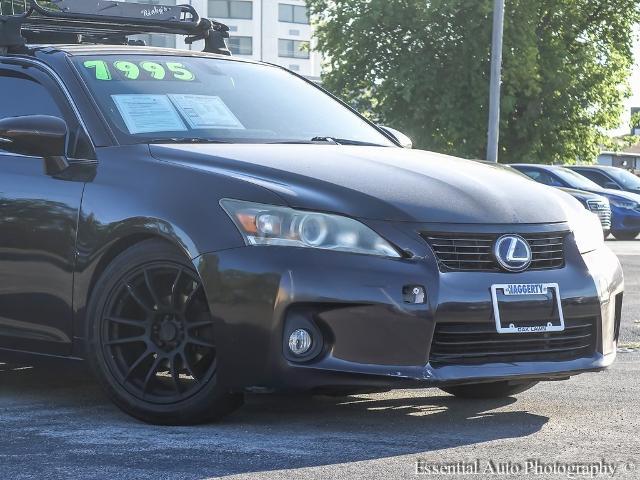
xmin=71 ymin=145 xmax=286 ymax=350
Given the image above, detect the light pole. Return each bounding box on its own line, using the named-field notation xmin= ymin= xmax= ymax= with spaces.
xmin=486 ymin=0 xmax=505 ymax=163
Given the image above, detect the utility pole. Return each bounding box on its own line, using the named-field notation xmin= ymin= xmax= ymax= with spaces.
xmin=486 ymin=0 xmax=505 ymax=163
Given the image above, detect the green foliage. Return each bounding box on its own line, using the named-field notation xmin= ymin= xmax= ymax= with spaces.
xmin=0 ymin=0 xmax=26 ymax=15
xmin=0 ymin=0 xmax=59 ymax=15
xmin=308 ymin=0 xmax=640 ymax=164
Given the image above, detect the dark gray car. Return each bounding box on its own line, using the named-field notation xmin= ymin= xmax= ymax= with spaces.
xmin=0 ymin=0 xmax=626 ymax=425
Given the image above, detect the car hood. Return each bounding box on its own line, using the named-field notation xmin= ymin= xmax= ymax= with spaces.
xmin=599 ymin=188 xmax=640 ymax=203
xmin=558 ymin=187 xmax=607 ymax=203
xmin=151 ymin=144 xmax=581 ymax=223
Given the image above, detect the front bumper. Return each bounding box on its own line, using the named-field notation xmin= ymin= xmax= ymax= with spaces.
xmin=611 ymin=205 xmax=640 ymax=232
xmin=195 ymin=224 xmax=624 ymax=392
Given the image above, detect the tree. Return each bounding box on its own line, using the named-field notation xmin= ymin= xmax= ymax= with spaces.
xmin=0 ymin=1 xmax=59 ymax=15
xmin=307 ymin=0 xmax=640 ymax=164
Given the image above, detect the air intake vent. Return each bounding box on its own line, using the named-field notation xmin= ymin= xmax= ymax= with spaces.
xmin=587 ymin=200 xmax=612 ymax=230
xmin=429 ymin=316 xmax=596 ymax=367
xmin=422 ymin=232 xmax=568 ymax=272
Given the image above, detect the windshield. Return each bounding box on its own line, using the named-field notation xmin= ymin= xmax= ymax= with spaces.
xmin=605 ymin=168 xmax=640 ymax=190
xmin=553 ymin=168 xmax=604 ymax=191
xmin=72 ymin=55 xmax=395 ymax=147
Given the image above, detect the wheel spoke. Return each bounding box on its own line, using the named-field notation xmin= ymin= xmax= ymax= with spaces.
xmin=178 ymin=351 xmax=199 ymax=382
xmin=104 ymin=335 xmax=147 ymax=346
xmin=170 ymin=354 xmax=182 ymax=393
xmin=126 ymin=283 xmax=154 ymax=313
xmin=106 ymin=316 xmax=146 ymax=329
xmin=143 ymin=269 xmax=161 ymax=309
xmin=170 ymin=268 xmax=183 ymax=309
xmin=182 ymin=283 xmax=202 ymax=313
xmin=186 ymin=336 xmax=216 ymax=349
xmin=142 ymin=355 xmax=163 ymax=394
xmin=124 ymin=348 xmax=153 ymax=381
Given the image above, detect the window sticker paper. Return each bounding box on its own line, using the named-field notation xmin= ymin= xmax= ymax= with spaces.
xmin=168 ymin=94 xmax=245 ymax=130
xmin=111 ymin=95 xmax=187 ymax=134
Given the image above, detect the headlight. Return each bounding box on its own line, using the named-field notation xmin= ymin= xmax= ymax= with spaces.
xmin=570 ymin=210 xmax=604 ymax=254
xmin=220 ymin=199 xmax=402 ymax=258
xmin=609 ymin=198 xmax=639 ymax=210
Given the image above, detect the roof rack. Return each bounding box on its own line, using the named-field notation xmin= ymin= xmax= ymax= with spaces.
xmin=0 ymin=0 xmax=230 ymax=55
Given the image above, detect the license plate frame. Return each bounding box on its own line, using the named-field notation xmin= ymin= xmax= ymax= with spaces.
xmin=490 ymin=283 xmax=565 ymax=334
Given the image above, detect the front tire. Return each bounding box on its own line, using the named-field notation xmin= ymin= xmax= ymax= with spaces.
xmin=611 ymin=230 xmax=639 ymax=241
xmin=441 ymin=381 xmax=538 ymax=399
xmin=86 ymin=239 xmax=243 ymax=425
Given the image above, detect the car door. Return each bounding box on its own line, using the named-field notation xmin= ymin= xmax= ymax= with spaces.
xmin=0 ymin=60 xmax=93 ymax=355
xmin=575 ymin=169 xmax=621 ymax=190
xmin=518 ymin=168 xmax=566 ymax=188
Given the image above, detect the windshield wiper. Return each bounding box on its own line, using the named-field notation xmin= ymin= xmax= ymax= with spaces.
xmin=310 ymin=136 xmax=388 ymax=146
xmin=146 ymin=137 xmax=388 ymax=146
xmin=268 ymin=137 xmax=388 ymax=147
xmin=146 ymin=138 xmax=230 ymax=144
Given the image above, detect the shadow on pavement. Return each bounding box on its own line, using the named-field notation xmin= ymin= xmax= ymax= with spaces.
xmin=0 ymin=361 xmax=549 ymax=479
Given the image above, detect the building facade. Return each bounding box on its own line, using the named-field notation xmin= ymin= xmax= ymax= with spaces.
xmin=598 ymin=149 xmax=640 ymax=173
xmin=126 ymin=0 xmax=321 ymax=80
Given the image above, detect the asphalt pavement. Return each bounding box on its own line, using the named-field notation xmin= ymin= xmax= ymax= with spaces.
xmin=612 ymin=240 xmax=640 ymax=346
xmin=0 ymin=240 xmax=638 ymax=480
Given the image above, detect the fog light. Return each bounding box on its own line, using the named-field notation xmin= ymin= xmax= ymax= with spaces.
xmin=288 ymin=329 xmax=312 ymax=356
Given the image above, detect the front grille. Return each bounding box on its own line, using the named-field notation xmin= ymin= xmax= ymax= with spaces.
xmin=423 ymin=232 xmax=568 ymax=272
xmin=429 ymin=317 xmax=597 ymax=367
xmin=587 ymin=200 xmax=612 ymax=229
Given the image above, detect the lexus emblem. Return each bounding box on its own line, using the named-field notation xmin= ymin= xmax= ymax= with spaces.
xmin=494 ymin=235 xmax=532 ymax=272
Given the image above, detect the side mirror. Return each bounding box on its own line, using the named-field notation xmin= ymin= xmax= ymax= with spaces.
xmin=0 ymin=115 xmax=69 ymax=175
xmin=603 ymin=181 xmax=621 ymax=190
xmin=379 ymin=125 xmax=413 ymax=149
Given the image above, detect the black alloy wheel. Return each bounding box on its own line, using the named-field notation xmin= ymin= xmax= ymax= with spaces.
xmin=87 ymin=240 xmax=243 ymax=425
xmin=101 ymin=263 xmax=217 ymax=404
